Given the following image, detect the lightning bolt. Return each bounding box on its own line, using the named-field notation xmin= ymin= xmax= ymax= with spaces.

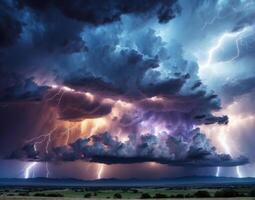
xmin=65 ymin=123 xmax=71 ymax=145
xmin=24 ymin=123 xmax=80 ymax=178
xmin=202 ymin=16 xmax=218 ymax=30
xmin=24 ymin=128 xmax=57 ymax=178
xmin=24 ymin=162 xmax=37 ymax=179
xmin=23 ymin=84 xmax=82 ymax=179
xmin=216 ymin=166 xmax=220 ymax=177
xmin=203 ymin=27 xmax=250 ymax=69
xmin=97 ymin=164 xmax=104 ymax=179
xmin=217 ymin=131 xmax=242 ymax=178
xmin=201 ymin=27 xmax=252 ymax=178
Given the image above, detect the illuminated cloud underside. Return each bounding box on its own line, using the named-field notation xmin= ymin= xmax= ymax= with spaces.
xmin=0 ymin=0 xmax=255 ymax=179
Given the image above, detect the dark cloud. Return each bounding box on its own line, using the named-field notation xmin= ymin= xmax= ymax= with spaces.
xmin=139 ymin=75 xmax=188 ymax=97
xmin=2 ymin=0 xmax=251 ymax=174
xmin=10 ymin=129 xmax=248 ymax=166
xmin=0 ymin=1 xmax=22 ymax=47
xmin=0 ymin=77 xmax=49 ymax=103
xmin=221 ymin=76 xmax=255 ymax=104
xmin=19 ymin=0 xmax=179 ymax=25
xmin=194 ymin=115 xmax=228 ymax=125
xmin=47 ymin=89 xmax=113 ymax=121
xmin=9 ymin=144 xmax=38 ymax=160
xmin=64 ymin=49 xmax=160 ymax=99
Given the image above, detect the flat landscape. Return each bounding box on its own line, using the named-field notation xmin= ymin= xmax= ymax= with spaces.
xmin=0 ymin=177 xmax=255 ymax=199
xmin=0 ymin=186 xmax=255 ymax=199
xmin=1 ymin=198 xmax=255 ymax=200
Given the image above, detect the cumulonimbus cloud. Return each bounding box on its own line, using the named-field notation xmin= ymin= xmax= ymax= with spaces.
xmin=0 ymin=0 xmax=251 ymax=169
xmin=9 ymin=129 xmax=249 ymax=167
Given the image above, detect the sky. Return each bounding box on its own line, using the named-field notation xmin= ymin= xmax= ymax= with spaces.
xmin=0 ymin=0 xmax=255 ymax=179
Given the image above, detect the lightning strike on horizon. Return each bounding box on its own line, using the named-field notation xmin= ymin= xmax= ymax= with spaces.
xmin=46 ymin=162 xmax=50 ymax=178
xmin=24 ymin=128 xmax=57 ymax=178
xmin=217 ymin=131 xmax=242 ymax=177
xmin=201 ymin=27 xmax=251 ymax=178
xmin=24 ymin=162 xmax=37 ymax=179
xmin=97 ymin=164 xmax=104 ymax=179
xmin=24 ymin=123 xmax=81 ymax=178
xmin=216 ymin=166 xmax=220 ymax=177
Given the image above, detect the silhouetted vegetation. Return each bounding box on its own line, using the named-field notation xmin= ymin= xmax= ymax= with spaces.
xmin=34 ymin=192 xmax=63 ymax=197
xmin=175 ymin=194 xmax=184 ymax=198
xmin=84 ymin=192 xmax=92 ymax=198
xmin=114 ymin=193 xmax=122 ymax=198
xmin=214 ymin=188 xmax=239 ymax=197
xmin=153 ymin=193 xmax=168 ymax=198
xmin=194 ymin=190 xmax=211 ymax=197
xmin=249 ymin=189 xmax=255 ymax=197
xmin=140 ymin=192 xmax=151 ymax=198
xmin=18 ymin=192 xmax=29 ymax=196
xmin=47 ymin=192 xmax=64 ymax=197
xmin=2 ymin=185 xmax=255 ymax=198
xmin=132 ymin=189 xmax=139 ymax=193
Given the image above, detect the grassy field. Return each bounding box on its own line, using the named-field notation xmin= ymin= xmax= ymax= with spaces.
xmin=1 ymin=197 xmax=255 ymax=200
xmin=0 ymin=186 xmax=255 ymax=199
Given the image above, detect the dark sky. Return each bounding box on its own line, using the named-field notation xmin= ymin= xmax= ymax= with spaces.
xmin=0 ymin=0 xmax=255 ymax=179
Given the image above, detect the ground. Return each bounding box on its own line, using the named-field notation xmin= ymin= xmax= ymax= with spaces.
xmin=1 ymin=198 xmax=255 ymax=200
xmin=0 ymin=187 xmax=255 ymax=199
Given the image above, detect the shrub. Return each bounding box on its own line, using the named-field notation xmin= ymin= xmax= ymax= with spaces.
xmin=84 ymin=193 xmax=92 ymax=198
xmin=185 ymin=193 xmax=192 ymax=198
xmin=18 ymin=192 xmax=29 ymax=196
xmin=34 ymin=193 xmax=46 ymax=197
xmin=249 ymin=190 xmax=255 ymax=197
xmin=194 ymin=190 xmax=211 ymax=197
xmin=214 ymin=189 xmax=239 ymax=197
xmin=140 ymin=193 xmax=151 ymax=199
xmin=175 ymin=194 xmax=184 ymax=198
xmin=114 ymin=193 xmax=122 ymax=199
xmin=153 ymin=193 xmax=168 ymax=198
xmin=46 ymin=193 xmax=64 ymax=197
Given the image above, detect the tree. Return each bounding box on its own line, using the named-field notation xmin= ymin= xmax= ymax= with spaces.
xmin=175 ymin=194 xmax=184 ymax=198
xmin=34 ymin=193 xmax=46 ymax=197
xmin=114 ymin=193 xmax=122 ymax=199
xmin=153 ymin=193 xmax=168 ymax=198
xmin=84 ymin=193 xmax=92 ymax=198
xmin=249 ymin=190 xmax=255 ymax=197
xmin=47 ymin=193 xmax=64 ymax=197
xmin=140 ymin=193 xmax=151 ymax=199
xmin=194 ymin=190 xmax=211 ymax=197
xmin=214 ymin=189 xmax=239 ymax=197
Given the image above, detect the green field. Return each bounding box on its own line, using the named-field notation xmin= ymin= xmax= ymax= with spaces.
xmin=0 ymin=186 xmax=255 ymax=199
xmin=1 ymin=198 xmax=255 ymax=200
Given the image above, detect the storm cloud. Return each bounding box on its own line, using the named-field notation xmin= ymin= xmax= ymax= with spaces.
xmin=0 ymin=0 xmax=254 ymax=177
xmin=11 ymin=129 xmax=248 ymax=166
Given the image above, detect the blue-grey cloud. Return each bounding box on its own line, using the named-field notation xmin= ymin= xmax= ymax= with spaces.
xmin=221 ymin=76 xmax=255 ymax=104
xmin=19 ymin=0 xmax=180 ymax=25
xmin=1 ymin=0 xmax=254 ymax=174
xmin=0 ymin=76 xmax=49 ymax=103
xmin=9 ymin=129 xmax=248 ymax=166
xmin=0 ymin=1 xmax=22 ymax=47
